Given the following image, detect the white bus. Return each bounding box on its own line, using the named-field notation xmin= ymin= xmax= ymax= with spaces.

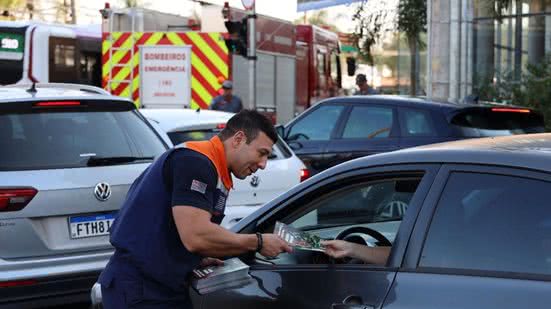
xmin=0 ymin=21 xmax=101 ymax=86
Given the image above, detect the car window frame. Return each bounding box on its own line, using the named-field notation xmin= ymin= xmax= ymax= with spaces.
xmin=404 ymin=163 xmax=551 ymax=281
xmin=334 ymin=103 xmax=400 ymax=140
xmin=238 ymin=163 xmax=440 ymax=270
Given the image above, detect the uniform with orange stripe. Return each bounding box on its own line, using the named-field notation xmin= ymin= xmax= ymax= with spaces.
xmin=98 ymin=110 xmax=292 ymax=308
xmin=102 ymin=32 xmax=229 ymax=109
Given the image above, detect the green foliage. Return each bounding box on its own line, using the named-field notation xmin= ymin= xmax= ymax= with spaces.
xmin=352 ymin=0 xmax=393 ymax=65
xmin=475 ymin=54 xmax=551 ymax=130
xmin=397 ymin=0 xmax=426 ymax=47
xmin=0 ymin=0 xmax=24 ymax=10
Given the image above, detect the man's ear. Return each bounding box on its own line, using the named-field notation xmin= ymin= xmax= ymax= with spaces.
xmin=232 ymin=130 xmax=246 ymax=147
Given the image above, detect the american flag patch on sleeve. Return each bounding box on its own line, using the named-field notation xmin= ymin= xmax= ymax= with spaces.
xmin=190 ymin=179 xmax=207 ymax=194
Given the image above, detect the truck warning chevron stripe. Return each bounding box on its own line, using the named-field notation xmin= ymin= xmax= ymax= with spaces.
xmin=102 ymin=32 xmax=229 ymax=109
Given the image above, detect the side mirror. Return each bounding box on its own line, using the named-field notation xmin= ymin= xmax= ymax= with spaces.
xmin=275 ymin=125 xmax=285 ymax=139
xmin=346 ymin=57 xmax=356 ymax=77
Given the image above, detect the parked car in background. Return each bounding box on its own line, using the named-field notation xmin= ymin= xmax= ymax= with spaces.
xmin=278 ymin=95 xmax=545 ymax=174
xmin=140 ymin=108 xmax=308 ymax=227
xmin=184 ymin=133 xmax=551 ymax=309
xmin=0 ymin=83 xmax=169 ymax=308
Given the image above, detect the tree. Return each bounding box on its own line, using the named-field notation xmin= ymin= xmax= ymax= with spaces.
xmin=352 ymin=0 xmax=427 ymax=95
xmin=397 ymin=0 xmax=426 ymax=95
xmin=294 ymin=9 xmax=343 ymax=32
xmin=352 ymin=0 xmax=394 ymax=66
xmin=0 ymin=0 xmax=25 ymax=17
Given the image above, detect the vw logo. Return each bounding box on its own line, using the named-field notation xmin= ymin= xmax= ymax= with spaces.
xmin=250 ymin=175 xmax=260 ymax=188
xmin=94 ymin=182 xmax=111 ymax=201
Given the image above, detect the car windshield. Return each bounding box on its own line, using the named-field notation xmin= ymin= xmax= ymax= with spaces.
xmin=0 ymin=110 xmax=166 ymax=171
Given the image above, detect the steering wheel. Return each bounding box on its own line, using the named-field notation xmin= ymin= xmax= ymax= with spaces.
xmin=335 ymin=226 xmax=392 ymax=247
xmin=288 ymin=132 xmax=310 ymax=140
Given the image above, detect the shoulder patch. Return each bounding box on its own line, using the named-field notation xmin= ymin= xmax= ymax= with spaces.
xmin=190 ymin=179 xmax=207 ymax=194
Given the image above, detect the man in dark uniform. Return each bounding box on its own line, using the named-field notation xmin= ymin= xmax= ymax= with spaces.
xmin=98 ymin=110 xmax=292 ymax=308
xmin=209 ymin=80 xmax=243 ymax=113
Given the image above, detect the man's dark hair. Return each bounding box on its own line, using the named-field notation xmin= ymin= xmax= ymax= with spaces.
xmin=218 ymin=109 xmax=278 ymax=144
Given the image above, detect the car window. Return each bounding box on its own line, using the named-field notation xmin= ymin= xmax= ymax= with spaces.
xmin=168 ymin=130 xmax=292 ymax=160
xmin=342 ymin=106 xmax=394 ymax=139
xmin=287 ymin=105 xmax=344 ymax=141
xmin=451 ymin=109 xmax=545 ymax=137
xmin=0 ymin=110 xmax=166 ymax=171
xmin=290 ymin=178 xmax=421 ymax=242
xmin=168 ymin=130 xmax=219 ymax=145
xmin=399 ymin=108 xmax=436 ymax=137
xmin=420 ymin=172 xmax=551 ymax=276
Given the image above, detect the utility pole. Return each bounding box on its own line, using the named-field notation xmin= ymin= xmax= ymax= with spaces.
xmin=70 ymin=0 xmax=77 ymax=24
xmin=26 ymin=0 xmax=34 ymax=20
xmin=247 ymin=3 xmax=256 ymax=110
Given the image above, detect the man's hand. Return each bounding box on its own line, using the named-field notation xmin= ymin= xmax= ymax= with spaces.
xmin=200 ymin=257 xmax=224 ymax=267
xmin=321 ymin=240 xmax=356 ymax=259
xmin=259 ymin=233 xmax=292 ymax=258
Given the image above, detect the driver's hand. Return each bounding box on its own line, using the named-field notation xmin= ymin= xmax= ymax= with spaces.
xmin=321 ymin=240 xmax=355 ymax=259
xmin=260 ymin=233 xmax=293 ymax=258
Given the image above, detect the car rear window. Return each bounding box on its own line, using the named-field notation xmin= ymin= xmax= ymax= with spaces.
xmin=0 ymin=109 xmax=167 ymax=171
xmin=450 ymin=107 xmax=545 ymax=137
xmin=168 ymin=130 xmax=292 ymax=159
xmin=168 ymin=130 xmax=218 ymax=145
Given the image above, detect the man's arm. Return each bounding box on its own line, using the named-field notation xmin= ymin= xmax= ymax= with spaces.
xmin=173 ymin=206 xmax=291 ymax=257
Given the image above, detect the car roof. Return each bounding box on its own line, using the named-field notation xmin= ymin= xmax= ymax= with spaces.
xmin=317 ymin=95 xmax=532 ymax=113
xmin=331 ymin=133 xmax=551 ymax=174
xmin=140 ymin=108 xmax=234 ymax=132
xmin=0 ymin=84 xmax=130 ymax=104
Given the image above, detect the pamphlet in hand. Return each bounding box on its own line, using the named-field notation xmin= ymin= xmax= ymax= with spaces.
xmin=274 ymin=221 xmax=325 ymax=252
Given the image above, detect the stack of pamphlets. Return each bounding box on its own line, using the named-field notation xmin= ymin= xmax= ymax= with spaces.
xmin=274 ymin=221 xmax=325 ymax=252
xmin=191 ymin=258 xmax=252 ymax=294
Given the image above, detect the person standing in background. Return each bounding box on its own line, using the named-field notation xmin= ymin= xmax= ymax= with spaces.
xmin=209 ymin=80 xmax=243 ymax=113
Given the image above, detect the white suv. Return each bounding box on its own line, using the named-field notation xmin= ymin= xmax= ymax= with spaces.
xmin=0 ymin=83 xmax=169 ymax=308
xmin=141 ymin=108 xmax=309 ymax=228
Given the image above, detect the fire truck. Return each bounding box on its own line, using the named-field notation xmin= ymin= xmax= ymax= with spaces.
xmin=100 ymin=4 xmax=346 ymax=123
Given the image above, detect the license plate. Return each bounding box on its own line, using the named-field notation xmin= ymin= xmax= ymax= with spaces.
xmin=69 ymin=213 xmax=116 ymax=239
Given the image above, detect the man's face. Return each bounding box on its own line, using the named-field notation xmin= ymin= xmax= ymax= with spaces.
xmin=223 ymin=87 xmax=232 ymax=97
xmin=230 ymin=131 xmax=274 ymax=179
xmin=356 ymin=80 xmax=366 ymax=88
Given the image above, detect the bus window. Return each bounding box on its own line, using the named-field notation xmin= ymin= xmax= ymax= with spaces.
xmin=330 ymin=52 xmax=338 ymax=81
xmin=49 ymin=37 xmax=77 ymax=83
xmin=0 ymin=28 xmax=26 ymax=85
xmin=316 ymin=51 xmax=326 ymax=91
xmin=79 ymin=52 xmax=101 ymax=86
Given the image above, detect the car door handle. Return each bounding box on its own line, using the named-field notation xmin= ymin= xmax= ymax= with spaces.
xmin=331 ymin=295 xmax=375 ymax=309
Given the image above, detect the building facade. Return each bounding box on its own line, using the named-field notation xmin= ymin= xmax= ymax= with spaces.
xmin=428 ymin=0 xmax=551 ymax=102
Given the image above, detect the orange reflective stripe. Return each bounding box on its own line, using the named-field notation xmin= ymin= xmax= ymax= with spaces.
xmin=185 ymin=136 xmax=233 ymax=190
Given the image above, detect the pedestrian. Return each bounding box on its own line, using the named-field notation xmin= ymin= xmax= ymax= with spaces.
xmin=98 ymin=110 xmax=292 ymax=308
xmin=354 ymin=73 xmax=378 ymax=95
xmin=209 ymin=80 xmax=243 ymax=113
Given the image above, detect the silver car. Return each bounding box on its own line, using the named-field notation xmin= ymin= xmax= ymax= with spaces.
xmin=0 ymin=84 xmax=168 ymax=308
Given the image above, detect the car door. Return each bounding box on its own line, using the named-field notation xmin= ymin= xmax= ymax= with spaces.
xmin=284 ymin=104 xmax=347 ymax=174
xmin=325 ymin=104 xmax=400 ymax=170
xmin=193 ymin=164 xmax=439 ymax=309
xmin=383 ymin=165 xmax=551 ymax=309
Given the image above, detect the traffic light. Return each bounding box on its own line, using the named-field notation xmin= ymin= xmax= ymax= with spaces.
xmin=224 ymin=18 xmax=248 ymax=57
